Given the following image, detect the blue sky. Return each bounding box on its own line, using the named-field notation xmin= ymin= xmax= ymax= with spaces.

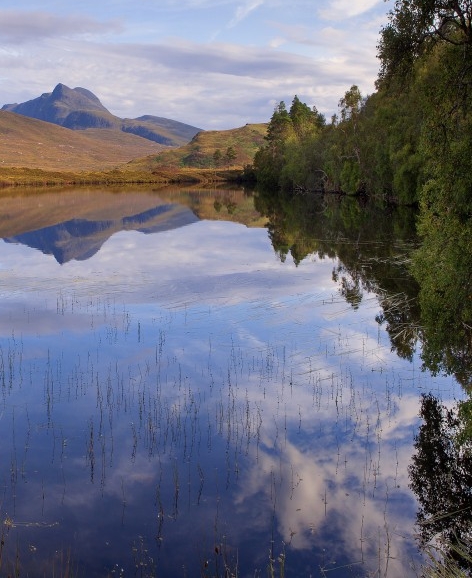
xmin=0 ymin=1 xmax=390 ymax=129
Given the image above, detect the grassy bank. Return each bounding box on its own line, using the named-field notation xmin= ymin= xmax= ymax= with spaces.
xmin=0 ymin=166 xmax=246 ymax=188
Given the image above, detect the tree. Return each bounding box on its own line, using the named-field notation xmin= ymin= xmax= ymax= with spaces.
xmin=377 ymin=0 xmax=472 ymax=211
xmin=253 ymin=101 xmax=294 ymax=188
xmin=224 ymin=146 xmax=237 ymax=166
xmin=378 ymin=0 xmax=472 ymax=85
xmin=279 ymin=97 xmax=326 ymax=191
xmin=288 ymin=95 xmax=324 ymax=139
xmin=333 ymin=86 xmax=365 ymax=194
xmin=213 ymin=149 xmax=222 ymax=168
xmin=265 ymin=101 xmax=293 ymax=150
xmin=338 ymin=85 xmax=362 ymax=123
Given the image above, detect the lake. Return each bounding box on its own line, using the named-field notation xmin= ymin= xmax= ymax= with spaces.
xmin=0 ymin=186 xmax=462 ymax=577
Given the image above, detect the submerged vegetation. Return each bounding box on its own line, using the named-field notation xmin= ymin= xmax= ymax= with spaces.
xmin=0 ymin=183 xmax=470 ymax=576
xmin=0 ymin=186 xmax=450 ymax=577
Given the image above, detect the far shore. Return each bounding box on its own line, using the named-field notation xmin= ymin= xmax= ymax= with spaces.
xmin=0 ymin=166 xmax=247 ymax=188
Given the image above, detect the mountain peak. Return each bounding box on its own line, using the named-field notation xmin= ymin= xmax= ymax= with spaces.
xmin=51 ymin=83 xmax=67 ymax=97
xmin=74 ymin=86 xmax=102 ymax=104
xmin=50 ymin=83 xmax=109 ymax=112
xmin=1 ymin=83 xmax=110 ymax=125
xmin=1 ymin=84 xmax=203 ymax=146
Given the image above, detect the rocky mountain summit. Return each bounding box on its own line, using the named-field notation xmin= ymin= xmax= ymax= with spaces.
xmin=2 ymin=83 xmax=202 ymax=146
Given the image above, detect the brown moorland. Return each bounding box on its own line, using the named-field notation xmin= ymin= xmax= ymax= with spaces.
xmin=0 ymin=114 xmax=266 ymax=187
xmin=0 ymin=111 xmax=166 ymax=172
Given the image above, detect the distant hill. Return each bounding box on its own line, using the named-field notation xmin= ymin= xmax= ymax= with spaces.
xmin=0 ymin=88 xmax=265 ymax=178
xmin=0 ymin=110 xmax=165 ymax=171
xmin=2 ymin=83 xmax=202 ymax=147
xmin=124 ymin=123 xmax=267 ymax=171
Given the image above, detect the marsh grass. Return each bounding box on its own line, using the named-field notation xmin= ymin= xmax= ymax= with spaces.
xmin=0 ymin=297 xmax=420 ymax=576
xmin=0 ymin=215 xmax=458 ymax=577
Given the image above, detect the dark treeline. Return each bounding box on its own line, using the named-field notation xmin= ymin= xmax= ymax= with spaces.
xmin=252 ymin=81 xmax=423 ymax=205
xmin=253 ymin=0 xmax=472 ymax=208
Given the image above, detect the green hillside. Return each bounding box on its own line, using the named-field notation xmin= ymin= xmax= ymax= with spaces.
xmin=124 ymin=123 xmax=267 ymax=171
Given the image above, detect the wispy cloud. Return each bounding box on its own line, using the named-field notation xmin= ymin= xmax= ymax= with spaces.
xmin=228 ymin=0 xmax=264 ymax=27
xmin=0 ymin=32 xmax=379 ymax=128
xmin=318 ymin=0 xmax=381 ymax=20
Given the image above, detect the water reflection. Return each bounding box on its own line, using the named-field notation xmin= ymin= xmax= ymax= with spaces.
xmin=255 ymin=188 xmax=421 ymax=359
xmin=4 ymin=204 xmax=198 ymax=263
xmin=409 ymin=393 xmax=472 ymax=571
xmin=255 ymin=186 xmax=472 ymax=572
xmin=0 ymin=186 xmax=461 ymax=577
xmin=0 ymin=187 xmax=263 ymax=264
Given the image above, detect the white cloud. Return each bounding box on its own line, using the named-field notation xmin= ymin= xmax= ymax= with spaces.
xmin=0 ymin=2 xmax=387 ymax=128
xmin=0 ymin=10 xmax=122 ymax=44
xmin=268 ymin=36 xmax=286 ymax=48
xmin=0 ymin=31 xmax=380 ymax=128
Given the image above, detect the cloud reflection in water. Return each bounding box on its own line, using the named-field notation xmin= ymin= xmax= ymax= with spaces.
xmin=0 ymin=216 xmax=459 ymax=576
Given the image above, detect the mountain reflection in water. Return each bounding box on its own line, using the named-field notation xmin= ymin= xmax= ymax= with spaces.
xmin=2 ymin=194 xmax=199 ymax=263
xmin=0 ymin=186 xmax=464 ymax=577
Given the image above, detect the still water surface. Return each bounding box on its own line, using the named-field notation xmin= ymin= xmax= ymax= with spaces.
xmin=0 ymin=187 xmax=461 ymax=577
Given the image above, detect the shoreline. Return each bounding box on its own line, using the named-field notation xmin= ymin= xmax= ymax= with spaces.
xmin=0 ymin=166 xmax=246 ymax=188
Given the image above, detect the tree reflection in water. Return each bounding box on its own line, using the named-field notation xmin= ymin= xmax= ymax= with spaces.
xmin=256 ymin=186 xmax=472 ymax=571
xmin=409 ymin=393 xmax=472 ymax=573
xmin=1 ymin=184 xmax=471 ymax=574
xmin=254 ymin=186 xmax=421 ymax=360
xmin=409 ymin=209 xmax=472 ymax=572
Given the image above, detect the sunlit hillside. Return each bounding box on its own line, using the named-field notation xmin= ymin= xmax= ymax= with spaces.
xmin=123 ymin=123 xmax=267 ymax=171
xmin=0 ymin=111 xmax=166 ymax=172
xmin=0 ymin=113 xmax=266 ymax=185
